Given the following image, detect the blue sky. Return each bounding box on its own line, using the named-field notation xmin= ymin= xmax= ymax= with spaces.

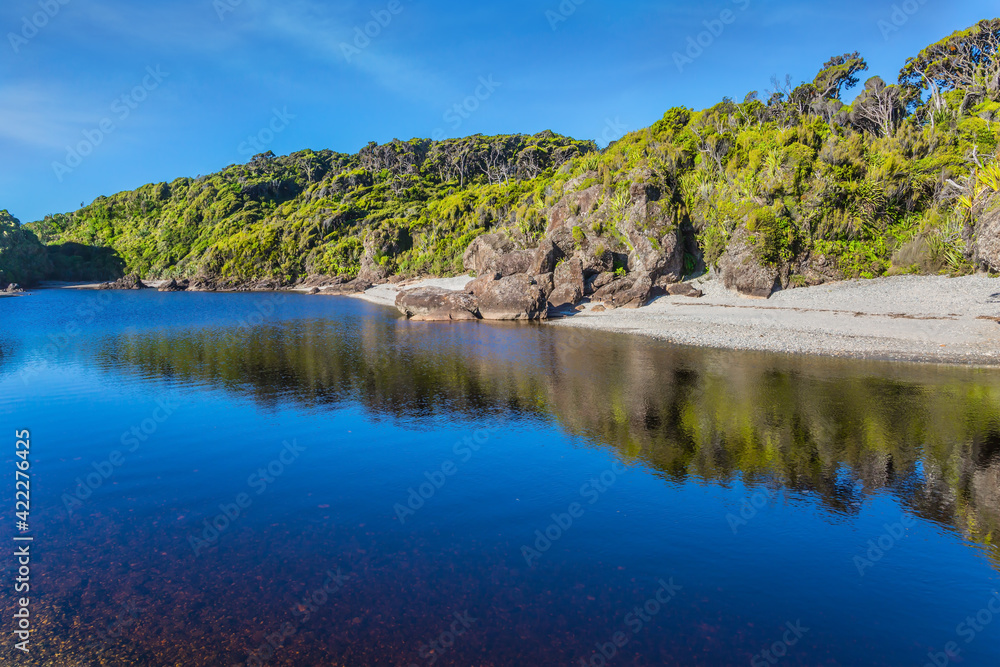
xmin=0 ymin=0 xmax=995 ymax=223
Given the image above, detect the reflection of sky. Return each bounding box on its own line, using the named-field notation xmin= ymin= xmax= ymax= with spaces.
xmin=2 ymin=289 xmax=1000 ymax=666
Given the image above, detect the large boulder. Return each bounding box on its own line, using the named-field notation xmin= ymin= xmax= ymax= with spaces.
xmin=534 ymin=272 xmax=555 ymax=301
xmin=614 ymin=273 xmax=655 ymax=309
xmin=976 ymin=206 xmax=1000 ymax=272
xmin=466 ymin=272 xmax=501 ymax=298
xmin=395 ymin=287 xmax=481 ymax=321
xmin=718 ymin=228 xmax=782 ymax=298
xmin=322 ymin=278 xmax=373 ymax=294
xmin=529 ymin=238 xmax=564 ymax=275
xmin=547 ymin=184 xmax=602 ymax=231
xmin=476 ymin=275 xmax=548 ymax=321
xmin=665 ymin=282 xmax=703 ymax=298
xmin=549 ymin=257 xmax=585 ymax=308
xmin=158 ymin=279 xmax=188 ymax=292
xmin=617 ymin=187 xmax=684 ymax=284
xmin=585 ymin=272 xmax=615 ymax=296
xmin=591 ymin=273 xmax=655 ymax=309
xmin=98 ymin=274 xmax=149 ymax=290
xmin=463 ymin=233 xmax=514 ymax=276
xmin=495 ymin=250 xmax=534 ymax=277
xmin=358 ymin=227 xmax=407 ymax=284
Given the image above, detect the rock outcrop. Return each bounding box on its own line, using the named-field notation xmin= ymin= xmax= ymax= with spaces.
xmin=158 ymin=279 xmax=188 ymax=292
xmin=395 ymin=287 xmax=481 ymax=321
xmin=322 ymin=278 xmax=373 ymax=294
xmin=590 ymin=273 xmax=655 ymax=309
xmin=549 ymin=257 xmax=585 ymax=308
xmin=717 ymin=228 xmax=782 ymax=298
xmin=618 ymin=182 xmax=685 ymax=283
xmin=358 ymin=227 xmax=407 ymax=284
xmin=473 ymin=274 xmax=548 ymax=320
xmin=976 ymin=206 xmax=1000 ymax=273
xmin=665 ymin=282 xmax=703 ymax=298
xmin=463 ymin=233 xmax=515 ymax=276
xmin=98 ymin=274 xmax=149 ymax=290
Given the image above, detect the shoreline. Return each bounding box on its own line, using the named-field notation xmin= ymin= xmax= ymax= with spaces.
xmin=29 ymin=274 xmax=1000 ymax=367
xmin=350 ymin=273 xmax=1000 ymax=367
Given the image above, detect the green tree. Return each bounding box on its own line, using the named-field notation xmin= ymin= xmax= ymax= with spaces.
xmin=813 ymin=52 xmax=869 ymax=100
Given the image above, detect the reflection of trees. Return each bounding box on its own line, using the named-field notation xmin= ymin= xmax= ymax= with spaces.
xmin=93 ymin=319 xmax=1000 ymax=565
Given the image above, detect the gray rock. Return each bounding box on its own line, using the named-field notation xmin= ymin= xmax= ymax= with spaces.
xmin=585 ymin=272 xmax=615 ymax=296
xmin=476 ymin=275 xmax=548 ymax=321
xmin=395 ymin=287 xmax=481 ymax=321
xmin=466 ymin=272 xmax=501 ymax=298
xmin=463 ymin=233 xmax=514 ymax=276
xmin=530 ymin=238 xmax=564 ymax=275
xmin=322 ymin=278 xmax=373 ymax=294
xmin=617 ymin=194 xmax=684 ymax=283
xmin=549 ymin=257 xmax=585 ymax=308
xmin=666 ymin=282 xmax=703 ymax=298
xmin=495 ymin=250 xmax=534 ymax=277
xmin=591 ymin=273 xmax=655 ymax=309
xmin=534 ymin=272 xmax=555 ymax=300
xmin=358 ymin=227 xmax=405 ymax=284
xmin=158 ymin=279 xmax=187 ymax=292
xmin=976 ymin=205 xmax=1000 ymax=272
xmin=98 ymin=274 xmax=149 ymax=290
xmin=718 ymin=228 xmax=782 ymax=298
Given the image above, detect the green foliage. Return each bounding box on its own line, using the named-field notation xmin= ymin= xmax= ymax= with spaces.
xmin=0 ymin=210 xmax=53 ymax=286
xmin=23 ymin=20 xmax=1000 ymax=286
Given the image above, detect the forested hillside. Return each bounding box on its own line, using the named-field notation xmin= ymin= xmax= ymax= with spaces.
xmin=8 ymin=19 xmax=1000 ymax=290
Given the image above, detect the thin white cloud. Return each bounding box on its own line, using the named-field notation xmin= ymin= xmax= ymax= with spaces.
xmin=0 ymin=84 xmax=100 ymax=149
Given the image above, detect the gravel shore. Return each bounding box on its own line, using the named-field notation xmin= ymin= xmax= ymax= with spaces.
xmin=354 ymin=274 xmax=1000 ymax=366
xmin=550 ymin=274 xmax=1000 ymax=366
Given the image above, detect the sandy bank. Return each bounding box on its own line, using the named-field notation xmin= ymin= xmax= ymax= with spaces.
xmin=550 ymin=274 xmax=1000 ymax=365
xmin=350 ymin=273 xmax=1000 ymax=365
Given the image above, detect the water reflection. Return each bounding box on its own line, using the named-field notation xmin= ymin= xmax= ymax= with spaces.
xmin=4 ymin=292 xmax=1000 ymax=666
xmin=92 ymin=316 xmax=1000 ymax=566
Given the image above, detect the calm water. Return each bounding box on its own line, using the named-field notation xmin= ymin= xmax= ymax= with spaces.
xmin=1 ymin=289 xmax=999 ymax=666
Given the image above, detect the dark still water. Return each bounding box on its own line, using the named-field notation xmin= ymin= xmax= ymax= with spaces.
xmin=1 ymin=290 xmax=999 ymax=666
